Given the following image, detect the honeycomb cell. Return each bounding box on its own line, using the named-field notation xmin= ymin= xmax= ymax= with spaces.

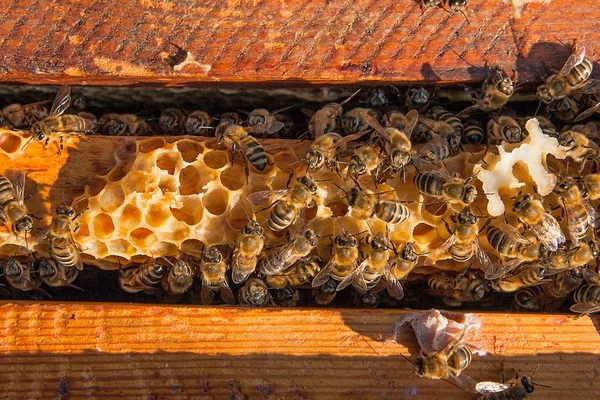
xmin=99 ymin=185 xmax=125 ymax=212
xmin=181 ymin=239 xmax=204 ymax=255
xmin=124 ymin=170 xmax=148 ymax=193
xmin=170 ymin=197 xmax=204 ymax=225
xmin=203 ymin=150 xmax=229 ymax=169
xmin=201 ymin=223 xmax=228 ymax=245
xmin=305 ymin=204 xmax=318 ymax=221
xmin=202 ymin=188 xmax=229 ymax=215
xmin=179 ymin=165 xmax=211 ymax=195
xmin=145 ymin=202 xmax=171 ymax=228
xmin=413 ymin=223 xmax=435 ymax=238
xmin=158 ymin=175 xmax=177 ymax=193
xmin=149 ymin=241 xmax=178 ymax=256
xmin=138 ymin=137 xmax=165 ymax=153
xmin=425 ymin=202 xmax=447 ymax=216
xmin=327 ymin=199 xmax=349 ymax=218
xmin=129 ymin=228 xmax=158 ymax=249
xmin=227 ymin=202 xmax=253 ymax=230
xmin=120 ymin=204 xmax=143 ymax=229
xmin=85 ymin=240 xmax=109 ymax=258
xmin=88 ymin=177 xmax=108 ymax=197
xmin=273 ymin=151 xmax=299 ymax=171
xmin=161 ymin=226 xmax=190 ymax=242
xmin=157 ymin=152 xmax=181 ymax=175
xmin=0 ymin=132 xmax=22 ymax=153
xmin=90 ymin=213 xmax=115 ymax=239
xmin=115 ymin=140 xmax=137 ymax=162
xmin=177 ymin=140 xmax=204 ymax=163
xmin=108 ymin=239 xmax=136 ymax=255
xmin=219 ymin=166 xmax=245 ymax=191
xmin=107 ymin=163 xmax=133 ymax=182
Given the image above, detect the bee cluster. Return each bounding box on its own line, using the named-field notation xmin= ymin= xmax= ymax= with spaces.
xmin=0 ymin=43 xmax=600 ymax=316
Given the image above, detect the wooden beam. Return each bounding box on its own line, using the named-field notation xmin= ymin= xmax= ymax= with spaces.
xmin=0 ymin=0 xmax=597 ymax=86
xmin=0 ymin=302 xmax=598 ymax=399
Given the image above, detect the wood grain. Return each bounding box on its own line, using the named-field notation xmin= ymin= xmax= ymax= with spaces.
xmin=0 ymin=302 xmax=598 ymax=399
xmin=0 ymin=0 xmax=597 ymax=86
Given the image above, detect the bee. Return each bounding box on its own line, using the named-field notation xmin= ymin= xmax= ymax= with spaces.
xmin=476 ymin=373 xmax=544 ymax=399
xmin=426 ymin=207 xmax=492 ymax=269
xmin=512 ymin=193 xmax=566 ymax=252
xmin=313 ymin=277 xmax=338 ymax=305
xmin=552 ymin=177 xmax=596 ymax=244
xmin=413 ymin=170 xmax=478 ymax=206
xmin=558 ymin=124 xmax=600 ymax=169
xmin=487 ymin=116 xmax=525 ymax=144
xmin=406 ymin=86 xmax=432 ymax=112
xmin=185 ymin=111 xmax=214 ymax=136
xmin=346 ymin=142 xmax=386 ymax=183
xmin=537 ymin=43 xmax=600 ymax=104
xmin=259 ymin=228 xmax=318 ymax=276
xmin=274 ymin=287 xmax=300 ymax=307
xmin=548 ymin=97 xmax=580 ymax=122
xmin=574 ymin=97 xmax=600 ymax=122
xmin=249 ymin=174 xmax=317 ymax=232
xmin=365 ymin=86 xmax=401 ymax=108
xmin=460 ymin=69 xmax=517 ymax=116
xmin=23 ymin=86 xmax=94 ymax=154
xmin=485 ymin=224 xmax=541 ymax=280
xmin=427 ymin=270 xmax=487 ymax=307
xmin=342 ymin=107 xmax=381 ymax=135
xmin=355 ymin=291 xmax=381 ymax=308
xmin=337 ymin=232 xmax=394 ymax=293
xmin=159 ymin=107 xmax=187 ymax=134
xmin=360 ymin=109 xmax=419 ymax=180
xmin=307 ymin=89 xmax=361 ymax=138
xmin=239 ymin=277 xmax=273 ymax=306
xmin=38 ymin=258 xmax=80 ymax=289
xmin=246 ymin=107 xmax=291 ymax=137
xmin=491 ymin=264 xmax=549 ymax=293
xmin=542 ymin=269 xmax=583 ymax=298
xmin=265 ymin=256 xmax=321 ymax=289
xmin=462 ymin=120 xmax=486 ymax=145
xmin=97 ymin=113 xmax=150 ymax=136
xmin=515 ymin=286 xmax=545 ymax=311
xmin=381 ymin=109 xmax=408 ymax=129
xmin=346 ymin=186 xmax=411 ymax=225
xmin=218 ymin=112 xmax=242 ymax=127
xmin=0 ymin=173 xmax=35 ymax=236
xmin=429 ymin=106 xmax=463 ymax=135
xmin=311 ymin=223 xmax=361 ymax=288
xmin=3 ymin=258 xmax=42 ymax=292
xmin=570 ymin=284 xmax=600 ymax=315
xmin=199 ymin=245 xmax=235 ymax=305
xmin=581 ymin=173 xmax=600 ymax=200
xmin=305 ymin=130 xmax=369 ymax=172
xmin=44 ymin=201 xmax=86 ymax=272
xmin=215 ymin=123 xmax=269 ymax=180
xmin=413 ymin=126 xmax=462 ymax=164
xmin=2 ymin=101 xmax=49 ymax=129
xmin=385 ymin=242 xmax=421 ymax=300
xmin=231 ymin=215 xmax=265 ymax=284
xmin=161 ymin=257 xmax=195 ymax=296
xmin=416 ymin=339 xmax=473 ymax=381
xmin=119 ymin=261 xmax=166 ymax=294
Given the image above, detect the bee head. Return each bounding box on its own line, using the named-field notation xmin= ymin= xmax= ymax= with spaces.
xmin=512 ymin=193 xmax=532 ymax=211
xmin=248 ymin=113 xmax=266 ymax=127
xmin=448 ymin=0 xmax=467 ymax=11
xmin=342 ymin=115 xmax=359 ymax=133
xmin=368 ymin=88 xmax=388 ymax=108
xmin=415 ymin=357 xmax=426 ymax=376
xmin=14 ymin=216 xmax=34 ymax=234
xmin=536 ymin=85 xmax=553 ymax=104
xmin=31 ymin=123 xmax=45 ymax=141
xmin=306 ymin=149 xmax=323 ymax=170
xmin=521 ymin=376 xmax=535 ymax=393
xmin=501 ymin=124 xmax=522 ymax=143
xmin=38 ymin=259 xmax=56 ymax=278
xmin=371 ymin=232 xmax=389 ymax=251
xmin=553 ymin=177 xmax=575 ymax=195
xmin=457 ymin=206 xmax=476 ymax=225
xmin=336 ymin=232 xmax=357 ymax=247
xmin=401 ymin=242 xmax=418 ymax=262
xmin=409 ymin=87 xmax=430 ymax=105
xmin=4 ymin=259 xmax=22 ymax=277
xmin=391 ymin=150 xmax=411 ymax=169
xmin=299 ymin=175 xmax=318 ymax=194
xmin=462 ymin=185 xmax=478 ymax=204
xmin=348 ymin=155 xmax=366 ymax=176
xmin=243 ymin=220 xmax=264 ymax=237
xmin=171 ymin=260 xmax=192 ymax=278
xmin=557 ymin=131 xmax=575 ymax=147
xmin=204 ymin=246 xmax=223 ymax=263
xmin=159 ymin=112 xmax=177 ymax=131
xmin=305 ymin=229 xmax=319 ymax=247
xmin=56 ymin=205 xmax=76 ymax=218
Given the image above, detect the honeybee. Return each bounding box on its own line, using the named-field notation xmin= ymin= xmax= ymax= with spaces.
xmin=548 ymin=97 xmax=580 ymax=122
xmin=485 ymin=224 xmax=541 ymax=280
xmin=2 ymin=104 xmax=27 ymax=128
xmin=246 ymin=107 xmax=291 ymax=137
xmin=274 ymin=287 xmax=300 ymax=307
xmin=515 ymin=286 xmax=545 ymax=311
xmin=537 ymin=43 xmax=600 ymax=104
xmin=476 ymin=374 xmax=543 ymax=399
xmin=365 ymin=86 xmax=401 ymax=108
xmin=44 ymin=201 xmax=86 ymax=271
xmin=311 ymin=223 xmax=361 ymax=288
xmin=542 ymin=269 xmax=583 ymax=298
xmin=3 ymin=101 xmax=50 ymax=128
xmin=239 ymin=277 xmax=273 ymax=306
xmin=413 ymin=170 xmax=478 ymax=206
xmin=413 ymin=127 xmax=462 ymax=164
xmin=265 ymin=256 xmax=321 ymax=289
xmin=215 ymin=123 xmax=269 ymax=180
xmin=381 ymin=109 xmax=407 ymax=129
xmin=185 ymin=110 xmax=213 ymax=136
xmin=39 ymin=258 xmax=80 ymax=289
xmin=119 ymin=261 xmax=166 ymax=294
xmin=199 ymin=245 xmax=235 ymax=305
xmin=337 ymin=232 xmax=394 ymax=293
xmin=161 ymin=256 xmax=195 ymax=296
xmin=231 ymin=215 xmax=265 ymax=284
xmin=426 ymin=207 xmax=492 ymax=269
xmin=360 ymin=109 xmax=419 ymax=180
xmin=512 ymin=193 xmax=566 ymax=252
xmin=305 ymin=130 xmax=369 ymax=172
xmin=406 ymin=86 xmax=432 ymax=112
xmin=307 ymin=89 xmax=361 ymax=138
xmin=97 ymin=113 xmax=151 ymax=136
xmin=416 ymin=341 xmax=473 ymax=382
xmin=3 ymin=258 xmax=41 ymax=292
xmin=581 ymin=173 xmax=600 ymax=200
xmin=249 ymin=174 xmax=317 ymax=232
xmin=342 ymin=107 xmax=381 ymax=134
xmin=460 ymin=69 xmax=516 ymax=115
xmin=487 ymin=116 xmax=525 ymax=144
xmin=427 ymin=270 xmax=488 ymax=307
xmin=574 ymin=98 xmax=600 ymax=122
xmin=429 ymin=106 xmax=463 ymax=135
xmin=217 ymin=112 xmax=241 ymax=127
xmin=552 ymin=177 xmax=596 ymax=244
xmin=313 ymin=277 xmax=338 ymax=305
xmin=491 ymin=264 xmax=549 ymax=293
xmin=0 ymin=173 xmax=35 ymax=236
xmin=159 ymin=107 xmax=187 ymax=134
xmin=462 ymin=121 xmax=486 ymax=145
xmin=346 ymin=186 xmax=411 ymax=225
xmin=346 ymin=142 xmax=386 ymax=183
xmin=259 ymin=228 xmax=318 ymax=276
xmin=23 ymin=86 xmax=94 ymax=154
xmin=570 ymin=284 xmax=600 ymax=315
xmin=385 ymin=242 xmax=421 ymax=300
xmin=558 ymin=124 xmax=600 ymax=169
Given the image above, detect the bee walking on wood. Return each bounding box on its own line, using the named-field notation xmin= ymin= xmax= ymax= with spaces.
xmin=476 ymin=371 xmax=550 ymax=400
xmin=22 ymin=86 xmax=94 ymax=155
xmin=231 ymin=211 xmax=265 ymax=284
xmin=3 ymin=258 xmax=42 ymax=292
xmin=199 ymin=245 xmax=235 ymax=305
xmin=119 ymin=260 xmax=166 ymax=294
xmin=0 ymin=173 xmax=36 ymax=237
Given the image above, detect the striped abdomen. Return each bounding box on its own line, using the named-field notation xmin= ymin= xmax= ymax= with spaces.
xmin=50 ymin=237 xmax=81 ymax=270
xmin=40 ymin=115 xmax=93 ymax=135
xmin=566 ymin=58 xmax=593 ymax=87
xmin=573 ymin=284 xmax=600 ymax=304
xmin=447 ymin=346 xmax=472 ymax=376
xmin=120 ymin=263 xmax=166 ymax=292
xmin=462 ymin=122 xmax=485 ymax=145
xmin=414 ymin=172 xmax=444 ymax=197
xmin=269 ymin=200 xmax=295 ymax=231
xmin=450 ymin=241 xmax=474 ymax=263
xmin=0 ymin=175 xmax=16 ymax=208
xmin=239 ymin=135 xmax=268 ymax=171
xmin=431 ymin=106 xmax=463 ymax=134
xmin=375 ymin=201 xmax=410 ymax=224
xmin=487 ymin=227 xmax=519 ymax=258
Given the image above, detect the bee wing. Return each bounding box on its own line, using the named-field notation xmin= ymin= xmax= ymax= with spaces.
xmin=220 ymin=281 xmax=236 ymax=305
xmin=330 ymin=129 xmax=371 ymax=150
xmin=265 ymin=121 xmax=285 ymax=134
xmin=311 ymin=257 xmax=335 ymax=288
xmin=575 ymin=79 xmax=600 ymax=95
xmin=201 ymin=283 xmax=216 ymax=305
xmin=484 ymin=258 xmax=524 ymax=280
xmin=360 ymin=110 xmax=390 ymax=141
xmin=231 ymin=252 xmax=253 ymax=285
xmin=337 ymin=258 xmax=366 ymax=292
xmin=50 ymin=86 xmax=72 ymax=116
xmin=557 ymin=45 xmax=586 ymax=78
xmin=426 ymin=235 xmax=457 ymax=264
xmin=473 ymin=239 xmax=493 ymax=271
xmin=498 ymin=222 xmax=531 ymax=244
xmin=313 ymin=110 xmax=328 ymax=138
xmin=573 ymin=101 xmax=600 ymax=122
xmin=403 ymin=109 xmax=419 ymax=140
xmin=13 ymin=172 xmax=26 ymax=205
xmin=570 ymin=302 xmax=600 ymax=315
xmin=53 ymin=118 xmax=95 ymax=135
xmin=582 ymin=267 xmax=600 ymax=285
xmin=456 ymin=104 xmax=480 ymax=118
xmin=247 ymin=189 xmax=290 ymax=206
xmin=531 ymin=213 xmax=566 ymax=252
xmin=583 ymin=200 xmax=597 ymax=228
xmin=475 ymin=381 xmax=512 ymax=395
xmin=447 ymin=374 xmax=478 ymax=394
xmin=384 ymin=265 xmax=404 ymax=300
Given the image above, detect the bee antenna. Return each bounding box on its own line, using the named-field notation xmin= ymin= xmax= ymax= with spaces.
xmin=21 ymin=135 xmax=35 ymax=152
xmin=458 ymin=9 xmax=470 ymax=25
xmin=161 ymin=257 xmax=175 ymax=267
xmin=534 ymin=100 xmax=542 ymax=117
xmin=533 ymin=382 xmax=553 ymax=389
xmin=331 ymin=182 xmax=348 ymax=195
xmin=398 ymin=353 xmax=415 ymax=366
xmin=241 ymin=206 xmax=252 ymax=222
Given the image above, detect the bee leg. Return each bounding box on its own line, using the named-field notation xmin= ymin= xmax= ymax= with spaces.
xmin=230 ymin=142 xmax=237 ymax=167
xmin=44 ymin=137 xmax=50 ymax=151
xmin=59 ymin=135 xmax=64 ymax=155
xmin=285 ymin=170 xmax=294 ymax=189
xmin=443 ymin=218 xmax=453 ymax=235
xmin=24 ymin=183 xmax=37 ymax=201
xmin=27 ymin=213 xmax=42 ymax=220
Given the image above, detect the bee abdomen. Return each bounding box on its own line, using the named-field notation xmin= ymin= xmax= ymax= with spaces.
xmin=375 ymin=201 xmax=410 ymax=224
xmin=269 ymin=201 xmax=294 ymax=231
xmin=0 ymin=176 xmax=15 ymax=208
xmin=50 ymin=238 xmax=80 ymax=269
xmin=414 ymin=172 xmax=443 ymax=196
xmin=450 ymin=243 xmax=473 ymax=263
xmin=448 ymin=346 xmax=472 ymax=373
xmin=573 ymin=284 xmax=600 ymax=304
xmin=241 ymin=136 xmax=268 ymax=171
xmin=567 ymin=58 xmax=593 ymax=87
xmin=487 ymin=227 xmax=517 ymax=256
xmin=431 ymin=107 xmax=463 ymax=134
